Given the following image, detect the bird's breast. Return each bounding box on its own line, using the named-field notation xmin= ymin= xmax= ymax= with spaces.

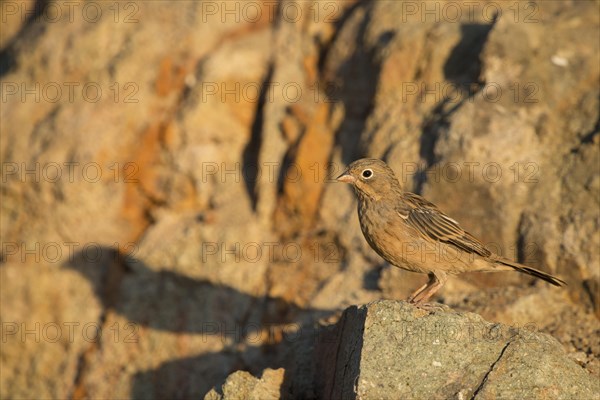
xmin=357 ymin=199 xmax=399 ymax=253
xmin=357 ymin=198 xmax=431 ymax=273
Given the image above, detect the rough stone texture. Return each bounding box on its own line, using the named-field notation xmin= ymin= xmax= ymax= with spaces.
xmin=315 ymin=301 xmax=598 ymax=400
xmin=1 ymin=0 xmax=598 ymax=398
xmin=315 ymin=304 xmax=367 ymax=400
xmin=205 ymin=368 xmax=285 ymax=400
xmin=447 ymin=285 xmax=600 ymax=378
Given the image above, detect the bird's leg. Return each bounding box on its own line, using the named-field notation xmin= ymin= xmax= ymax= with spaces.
xmin=411 ymin=273 xmax=447 ymax=305
xmin=407 ymin=273 xmax=435 ymax=303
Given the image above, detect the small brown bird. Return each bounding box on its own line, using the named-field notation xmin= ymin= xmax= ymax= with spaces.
xmin=337 ymin=158 xmax=565 ymax=305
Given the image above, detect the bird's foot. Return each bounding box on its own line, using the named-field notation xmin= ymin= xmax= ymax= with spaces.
xmin=407 ymin=300 xmax=446 ymax=313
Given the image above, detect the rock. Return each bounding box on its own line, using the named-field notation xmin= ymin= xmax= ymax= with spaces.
xmin=319 ymin=0 xmax=600 ymax=301
xmin=1 ymin=0 xmax=598 ymax=398
xmin=205 ymin=368 xmax=285 ymax=400
xmin=447 ymin=285 xmax=600 ymax=378
xmin=315 ymin=300 xmax=598 ymax=399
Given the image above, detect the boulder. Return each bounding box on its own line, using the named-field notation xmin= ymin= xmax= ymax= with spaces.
xmin=315 ymin=301 xmax=598 ymax=399
xmin=204 ymin=368 xmax=285 ymax=400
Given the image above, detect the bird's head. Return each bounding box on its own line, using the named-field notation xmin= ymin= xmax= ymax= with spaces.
xmin=336 ymin=158 xmax=402 ymax=200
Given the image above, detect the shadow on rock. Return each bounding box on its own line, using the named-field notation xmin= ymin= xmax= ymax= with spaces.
xmin=64 ymin=246 xmax=338 ymax=398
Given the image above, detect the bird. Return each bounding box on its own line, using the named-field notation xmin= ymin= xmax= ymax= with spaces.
xmin=336 ymin=158 xmax=566 ymax=305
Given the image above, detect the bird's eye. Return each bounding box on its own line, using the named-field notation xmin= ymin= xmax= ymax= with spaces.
xmin=362 ymin=169 xmax=373 ymax=179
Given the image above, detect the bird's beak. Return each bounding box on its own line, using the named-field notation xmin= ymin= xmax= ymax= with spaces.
xmin=336 ymin=171 xmax=355 ymax=183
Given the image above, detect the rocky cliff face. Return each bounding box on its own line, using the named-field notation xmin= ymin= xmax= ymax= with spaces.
xmin=1 ymin=1 xmax=598 ymax=399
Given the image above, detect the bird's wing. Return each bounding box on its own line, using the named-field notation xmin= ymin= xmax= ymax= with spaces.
xmin=396 ymin=192 xmax=491 ymax=257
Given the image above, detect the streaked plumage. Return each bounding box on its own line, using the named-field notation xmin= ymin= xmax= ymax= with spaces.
xmin=337 ymin=158 xmax=565 ymax=305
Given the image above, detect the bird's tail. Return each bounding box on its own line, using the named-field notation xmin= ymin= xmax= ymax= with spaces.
xmin=494 ymin=258 xmax=566 ymax=287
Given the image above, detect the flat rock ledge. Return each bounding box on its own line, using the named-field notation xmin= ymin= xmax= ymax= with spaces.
xmin=207 ymin=301 xmax=599 ymax=399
